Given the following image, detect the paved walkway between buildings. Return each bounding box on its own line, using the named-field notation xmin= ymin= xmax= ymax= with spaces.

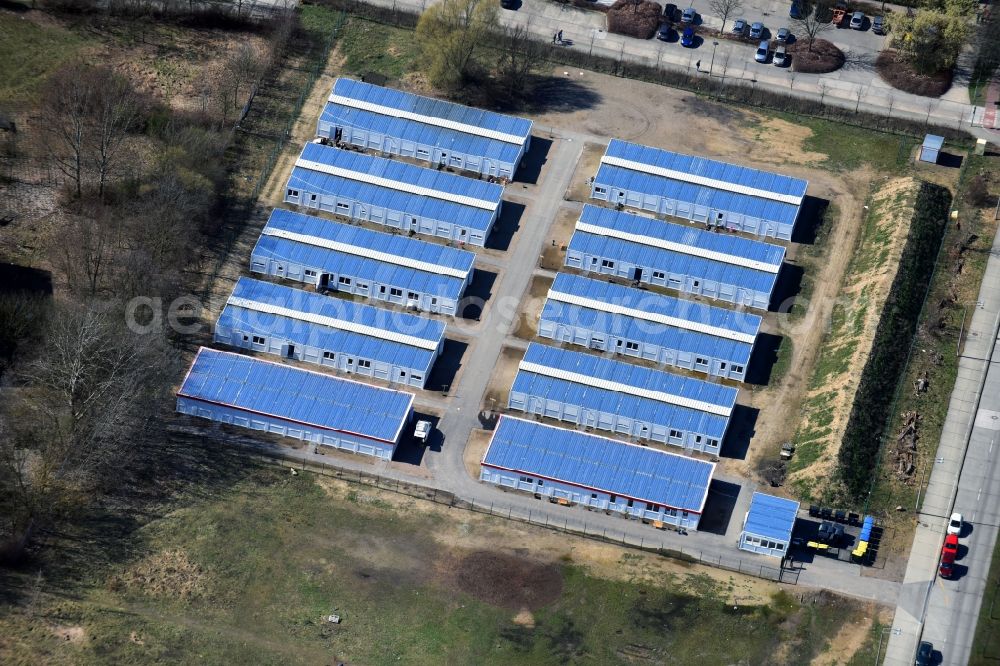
xmin=883 ymin=220 xmax=1000 ymax=664
xmin=984 ymin=73 xmax=1000 ymax=130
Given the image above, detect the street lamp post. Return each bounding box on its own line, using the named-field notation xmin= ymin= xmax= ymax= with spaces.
xmin=710 ymin=41 xmax=720 ymax=76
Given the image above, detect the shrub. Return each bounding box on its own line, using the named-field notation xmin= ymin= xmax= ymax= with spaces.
xmin=965 ymin=174 xmax=992 ymax=208
xmin=788 ymin=39 xmax=845 ymax=74
xmin=876 ymin=50 xmax=953 ymax=98
xmin=836 ymin=183 xmax=951 ymax=500
xmin=607 ymin=0 xmax=662 ymax=39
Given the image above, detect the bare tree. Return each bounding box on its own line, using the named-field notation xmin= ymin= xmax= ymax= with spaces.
xmin=226 ymin=42 xmax=265 ymax=111
xmin=792 ymin=1 xmax=833 ymax=52
xmin=40 ymin=65 xmax=94 ymax=199
xmin=0 ymin=303 xmax=171 ymax=559
xmin=707 ymin=0 xmax=743 ymax=34
xmin=89 ymin=68 xmax=141 ymax=198
xmin=494 ymin=24 xmax=545 ymax=103
xmin=854 ymin=84 xmax=867 ymax=112
xmin=56 ymin=204 xmax=120 ymax=297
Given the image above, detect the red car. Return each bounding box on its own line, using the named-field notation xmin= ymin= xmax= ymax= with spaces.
xmin=941 ymin=534 xmax=959 ymax=564
xmin=939 ymin=559 xmax=955 ymax=579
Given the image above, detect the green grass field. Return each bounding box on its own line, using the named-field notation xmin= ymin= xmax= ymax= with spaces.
xmin=337 ymin=17 xmax=420 ymax=82
xmin=0 ymin=468 xmax=876 ymax=665
xmin=0 ymin=10 xmax=93 ymax=103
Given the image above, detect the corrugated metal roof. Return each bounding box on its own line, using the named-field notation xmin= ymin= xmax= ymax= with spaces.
xmin=578 ymin=205 xmax=785 ymax=273
xmin=568 ymin=232 xmax=779 ymax=297
xmin=289 ymin=143 xmax=502 ymax=232
xmin=482 ymin=416 xmax=716 ymax=513
xmin=332 ymin=78 xmax=532 ymax=143
xmin=541 ymin=273 xmax=760 ymax=367
xmin=266 ymin=210 xmax=474 ymax=279
xmin=218 ymin=278 xmax=443 ymax=371
xmin=548 ymin=273 xmax=760 ymax=346
xmin=177 ymin=347 xmax=414 ymax=443
xmin=595 ymin=162 xmax=800 ymax=227
xmin=605 ymin=139 xmax=808 ymax=203
xmin=251 ymin=210 xmax=467 ymax=300
xmin=743 ymin=492 xmax=800 ymax=543
xmin=521 ymin=342 xmax=735 ymax=412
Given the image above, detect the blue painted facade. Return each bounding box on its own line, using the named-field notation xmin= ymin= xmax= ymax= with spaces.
xmin=591 ymin=139 xmax=808 ymax=240
xmin=539 ymin=273 xmax=759 ymax=381
xmin=508 ymin=343 xmax=735 ymax=454
xmin=284 ymin=142 xmax=503 ymax=246
xmin=176 ymin=348 xmax=414 ymax=460
xmin=250 ymin=208 xmax=474 ymax=315
xmin=317 ymin=78 xmax=532 ymax=179
xmin=739 ymin=492 xmax=800 ymax=557
xmin=214 ymin=277 xmax=445 ymax=388
xmin=480 ymin=416 xmax=715 ymax=529
xmin=566 ymin=206 xmax=784 ymax=310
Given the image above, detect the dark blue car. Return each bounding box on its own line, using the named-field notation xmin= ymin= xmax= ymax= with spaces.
xmin=681 ymin=26 xmax=695 ymax=46
xmin=789 ymin=1 xmax=802 ymax=18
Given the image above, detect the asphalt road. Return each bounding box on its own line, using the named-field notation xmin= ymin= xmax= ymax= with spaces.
xmin=884 ymin=223 xmax=1000 ymax=664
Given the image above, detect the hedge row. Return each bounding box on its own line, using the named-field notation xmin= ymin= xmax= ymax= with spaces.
xmin=307 ymin=0 xmax=973 ymax=143
xmin=836 ymin=183 xmax=952 ymax=500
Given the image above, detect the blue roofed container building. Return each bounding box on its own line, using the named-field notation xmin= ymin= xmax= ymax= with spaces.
xmin=215 ymin=277 xmax=445 ymax=389
xmin=250 ymin=209 xmax=475 ymax=316
xmin=284 ymin=142 xmax=503 ymax=247
xmin=591 ymin=139 xmax=808 ymax=241
xmin=538 ymin=273 xmax=760 ymax=381
xmin=317 ymin=78 xmax=533 ymax=180
xmin=508 ymin=343 xmax=737 ymax=455
xmin=480 ymin=416 xmax=716 ymax=529
xmin=566 ymin=204 xmax=784 ymax=310
xmin=176 ymin=347 xmax=414 ymax=460
xmin=739 ymin=492 xmax=800 ymax=557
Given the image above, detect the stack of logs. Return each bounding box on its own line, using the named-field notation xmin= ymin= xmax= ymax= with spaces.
xmin=895 ymin=411 xmax=920 ymax=479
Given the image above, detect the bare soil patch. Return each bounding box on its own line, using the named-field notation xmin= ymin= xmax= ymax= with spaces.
xmin=51 ymin=625 xmax=86 ymax=644
xmin=876 ymin=51 xmax=953 ymax=98
xmin=483 ymin=345 xmax=525 ymax=411
xmin=789 ymin=39 xmax=846 ymax=74
xmin=515 ymin=274 xmax=554 ymax=339
xmin=565 ymin=141 xmax=606 ymax=201
xmin=540 ymin=206 xmax=580 ymax=270
xmin=607 ymin=0 xmax=661 ymax=40
xmin=464 ymin=428 xmax=493 ymax=479
xmin=449 ymin=550 xmax=564 ymax=610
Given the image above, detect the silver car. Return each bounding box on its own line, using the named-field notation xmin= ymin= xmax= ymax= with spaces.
xmin=750 ymin=21 xmax=764 ymax=39
xmin=755 ymin=40 xmax=769 ymax=63
xmin=773 ymin=44 xmax=788 ymax=66
xmin=850 ymin=11 xmax=864 ymax=29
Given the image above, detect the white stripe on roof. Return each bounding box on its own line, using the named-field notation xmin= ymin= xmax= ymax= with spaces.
xmin=575 ymin=221 xmax=781 ymax=274
xmin=227 ymin=296 xmax=440 ymax=351
xmin=328 ymin=92 xmax=526 ymax=145
xmin=546 ymin=289 xmax=756 ymax=344
xmin=262 ymin=226 xmax=468 ymax=279
xmin=600 ymin=155 xmax=803 ymax=206
xmin=518 ymin=360 xmax=732 ymax=417
xmin=295 ymin=157 xmax=499 ymax=211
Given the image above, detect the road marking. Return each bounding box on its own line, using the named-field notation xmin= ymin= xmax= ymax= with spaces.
xmin=975 ymin=408 xmax=1000 ymax=430
xmin=978 ymin=488 xmax=983 ymax=501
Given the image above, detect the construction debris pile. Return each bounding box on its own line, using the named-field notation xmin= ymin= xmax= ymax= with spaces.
xmin=894 ymin=411 xmax=920 ymax=479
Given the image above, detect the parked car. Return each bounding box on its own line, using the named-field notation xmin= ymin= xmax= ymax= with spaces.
xmin=941 ymin=533 xmax=959 ymax=563
xmin=872 ymin=15 xmax=886 ymax=34
xmin=681 ymin=7 xmax=697 ymax=23
xmin=732 ymin=18 xmax=748 ymax=36
xmin=939 ymin=559 xmax=955 ymax=579
xmin=754 ymin=40 xmax=769 ymax=63
xmin=414 ymin=420 xmax=433 ymax=445
xmin=776 ymin=27 xmax=791 ymax=42
xmin=915 ymin=640 xmax=933 ymax=666
xmin=773 ymin=44 xmax=788 ymax=66
xmin=681 ymin=26 xmax=696 ymax=47
xmin=850 ymin=11 xmax=865 ymax=29
xmin=663 ymin=2 xmax=678 ymax=21
xmin=948 ymin=512 xmax=963 ymax=535
xmin=657 ymin=22 xmax=673 ymax=41
xmin=789 ymin=1 xmax=802 ymax=18
xmin=500 ymin=0 xmax=517 ymax=8
xmin=750 ymin=21 xmax=764 ymax=39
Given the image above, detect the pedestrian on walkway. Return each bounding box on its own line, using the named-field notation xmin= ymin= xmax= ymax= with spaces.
xmin=557 ymin=29 xmax=563 ymax=43
xmin=696 ymin=59 xmax=701 ymax=71
xmin=553 ymin=32 xmax=557 ymax=44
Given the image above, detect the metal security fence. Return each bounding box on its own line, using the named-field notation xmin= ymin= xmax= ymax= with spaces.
xmin=242 ymin=448 xmax=799 ymax=585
